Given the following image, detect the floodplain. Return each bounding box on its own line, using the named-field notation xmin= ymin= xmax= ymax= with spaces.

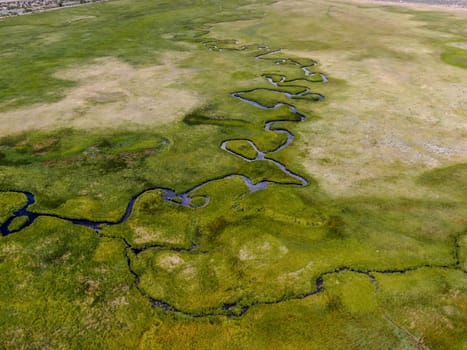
xmin=0 ymin=0 xmax=466 ymax=349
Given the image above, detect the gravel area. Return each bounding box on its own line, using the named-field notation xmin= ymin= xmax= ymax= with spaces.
xmin=377 ymin=0 xmax=467 ymax=8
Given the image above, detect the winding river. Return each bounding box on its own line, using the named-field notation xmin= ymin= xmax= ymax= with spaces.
xmin=0 ymin=42 xmax=324 ymax=236
xmin=1 ymin=34 xmax=465 ymax=323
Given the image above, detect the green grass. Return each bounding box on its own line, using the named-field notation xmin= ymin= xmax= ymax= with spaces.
xmin=441 ymin=47 xmax=467 ymax=69
xmin=418 ymin=163 xmax=467 ymax=199
xmin=459 ymin=233 xmax=467 ymax=271
xmin=0 ymin=192 xmax=27 ymax=224
xmin=101 ymin=179 xmax=465 ymax=316
xmin=375 ymin=268 xmax=467 ymax=350
xmin=0 ymin=128 xmax=168 ymax=164
xmin=6 ymin=215 xmax=29 ymax=231
xmin=0 ymin=217 xmax=157 ymax=348
xmin=224 ymin=139 xmax=259 ymax=160
xmin=136 ymin=268 xmax=465 ymax=349
xmin=0 ymin=0 xmax=273 ymax=110
xmin=0 ymin=0 xmax=466 ymax=348
xmin=102 ymin=189 xmax=197 ymax=248
xmin=0 ymin=104 xmax=312 ymax=220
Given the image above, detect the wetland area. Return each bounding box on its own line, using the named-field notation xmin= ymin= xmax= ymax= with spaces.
xmin=0 ymin=0 xmax=466 ymax=349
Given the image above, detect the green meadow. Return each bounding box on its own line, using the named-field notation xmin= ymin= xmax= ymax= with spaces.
xmin=0 ymin=0 xmax=466 ymax=349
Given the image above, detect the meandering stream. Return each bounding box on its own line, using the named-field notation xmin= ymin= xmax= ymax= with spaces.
xmin=1 ymin=34 xmax=464 ymax=323
xmin=0 ymin=42 xmax=323 ymax=235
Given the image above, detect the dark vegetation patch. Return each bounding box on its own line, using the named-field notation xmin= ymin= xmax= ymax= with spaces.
xmin=0 ymin=128 xmax=166 ymax=166
xmin=418 ymin=163 xmax=467 ymax=198
xmin=183 ymin=107 xmax=251 ymax=127
xmin=441 ymin=46 xmax=467 ymax=68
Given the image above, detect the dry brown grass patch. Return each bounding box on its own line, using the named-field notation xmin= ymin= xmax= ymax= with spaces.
xmin=0 ymin=53 xmax=202 ymax=137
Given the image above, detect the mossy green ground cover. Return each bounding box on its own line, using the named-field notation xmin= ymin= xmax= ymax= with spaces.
xmin=0 ymin=0 xmax=466 ymax=349
xmin=0 ymin=192 xmax=27 ymax=224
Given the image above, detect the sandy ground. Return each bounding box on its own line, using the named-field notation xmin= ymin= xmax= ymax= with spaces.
xmin=0 ymin=53 xmax=202 ymax=136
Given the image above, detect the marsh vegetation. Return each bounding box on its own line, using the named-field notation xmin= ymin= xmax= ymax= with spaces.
xmin=0 ymin=0 xmax=466 ymax=349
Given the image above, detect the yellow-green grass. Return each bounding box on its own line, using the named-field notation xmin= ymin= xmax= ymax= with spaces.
xmin=0 ymin=0 xmax=466 ymax=348
xmin=136 ymin=269 xmax=466 ymax=350
xmin=0 ymin=217 xmax=157 ymax=349
xmin=375 ymin=268 xmax=467 ymax=350
xmin=0 ymin=192 xmax=27 ymax=224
